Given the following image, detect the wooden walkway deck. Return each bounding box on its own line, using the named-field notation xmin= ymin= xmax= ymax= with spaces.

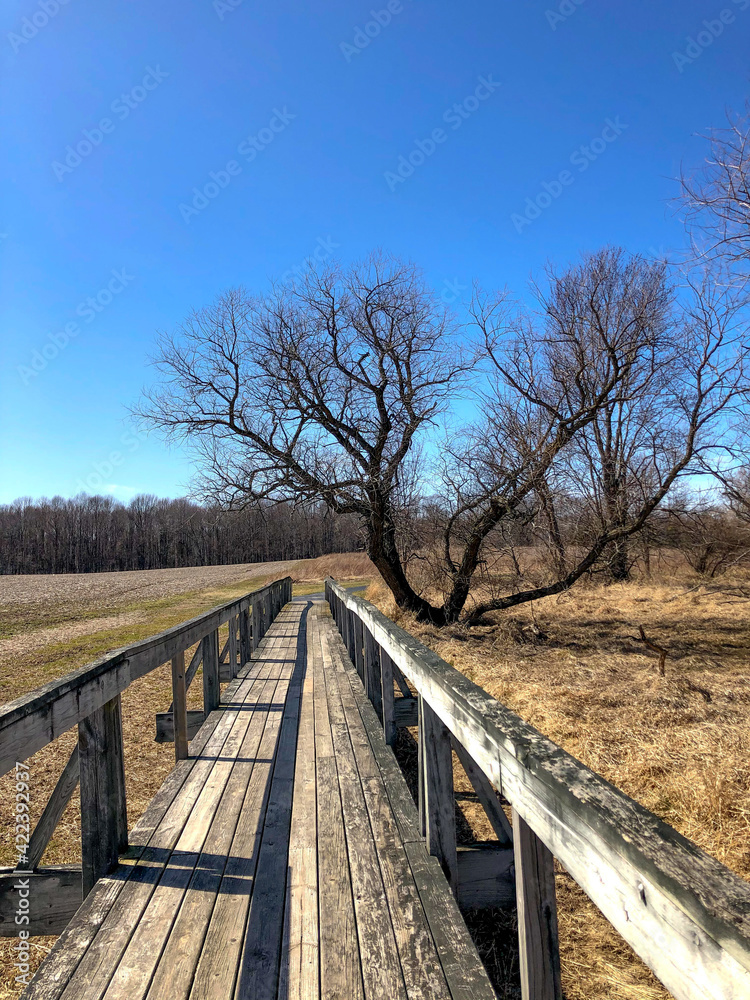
xmin=24 ymin=601 xmax=495 ymax=1000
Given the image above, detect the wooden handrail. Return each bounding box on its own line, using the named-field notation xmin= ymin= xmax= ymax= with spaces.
xmin=0 ymin=576 xmax=293 ymax=778
xmin=325 ymin=577 xmax=750 ymax=1000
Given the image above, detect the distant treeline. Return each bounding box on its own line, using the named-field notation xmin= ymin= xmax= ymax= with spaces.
xmin=0 ymin=495 xmax=362 ymax=575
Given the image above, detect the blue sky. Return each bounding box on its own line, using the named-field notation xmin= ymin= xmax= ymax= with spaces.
xmin=1 ymin=0 xmax=748 ymax=504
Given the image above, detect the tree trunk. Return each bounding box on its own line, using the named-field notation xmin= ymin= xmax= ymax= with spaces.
xmin=609 ymin=538 xmax=630 ymax=582
xmin=366 ymin=504 xmax=445 ymax=624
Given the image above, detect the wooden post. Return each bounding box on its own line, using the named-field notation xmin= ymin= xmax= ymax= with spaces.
xmin=354 ymin=618 xmax=365 ymax=681
xmin=202 ymin=628 xmax=220 ymax=714
xmin=344 ymin=606 xmax=351 ymax=655
xmin=419 ymin=696 xmax=458 ymax=895
xmin=229 ymin=615 xmax=238 ymax=679
xmin=346 ymin=609 xmax=356 ymax=663
xmin=240 ymin=606 xmax=252 ymax=663
xmin=78 ymin=694 xmax=128 ymax=897
xmin=513 ymin=809 xmax=562 ymax=1000
xmin=380 ymin=648 xmax=396 ymax=745
xmin=171 ymin=649 xmax=189 ymax=763
xmin=253 ymin=598 xmax=262 ymax=646
xmin=365 ymin=629 xmax=383 ymax=721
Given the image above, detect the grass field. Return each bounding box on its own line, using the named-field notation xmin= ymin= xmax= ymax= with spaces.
xmin=1 ymin=552 xmax=748 ymax=998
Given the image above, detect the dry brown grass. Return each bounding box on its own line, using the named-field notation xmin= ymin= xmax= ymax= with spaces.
xmin=0 ymin=554 xmax=370 ymax=997
xmin=365 ymin=567 xmax=750 ymax=999
xmin=288 ymin=551 xmax=375 ymax=582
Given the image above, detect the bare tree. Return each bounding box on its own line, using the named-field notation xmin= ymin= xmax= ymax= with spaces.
xmin=138 ymin=253 xmax=473 ymax=621
xmin=666 ymin=505 xmax=750 ymax=577
xmin=681 ymin=102 xmax=750 ymax=273
xmin=442 ymin=250 xmax=747 ymax=622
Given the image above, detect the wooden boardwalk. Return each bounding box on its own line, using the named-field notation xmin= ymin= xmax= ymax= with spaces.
xmin=23 ymin=601 xmax=495 ymax=1000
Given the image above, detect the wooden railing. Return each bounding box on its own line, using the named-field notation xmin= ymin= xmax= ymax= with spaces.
xmin=325 ymin=578 xmax=750 ymax=1000
xmin=0 ymin=576 xmax=292 ymax=935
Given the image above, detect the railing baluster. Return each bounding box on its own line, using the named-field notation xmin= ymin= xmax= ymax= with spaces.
xmin=202 ymin=628 xmax=221 ymax=714
xmin=365 ymin=628 xmax=382 ymax=722
xmin=78 ymin=694 xmax=128 ymax=897
xmin=238 ymin=604 xmax=250 ymax=663
xmin=252 ymin=598 xmax=261 ymax=650
xmin=171 ymin=649 xmax=189 ymax=762
xmin=353 ymin=617 xmax=365 ymax=681
xmin=379 ymin=647 xmax=396 ymax=745
xmin=229 ymin=614 xmax=238 ymax=679
xmin=418 ymin=695 xmax=458 ymax=895
xmin=513 ymin=808 xmax=562 ymax=1000
xmin=346 ymin=608 xmax=355 ymax=663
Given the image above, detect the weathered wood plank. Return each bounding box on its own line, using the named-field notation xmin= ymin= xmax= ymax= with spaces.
xmin=322 ymin=614 xmax=408 ymax=1000
xmin=328 ymin=624 xmax=453 ymax=999
xmin=154 ymin=709 xmax=205 ymax=744
xmin=235 ymin=610 xmax=306 ymax=998
xmin=20 ymin=747 xmax=80 ymax=872
xmin=456 ymin=845 xmax=515 ymax=909
xmin=279 ymin=614 xmax=319 ymax=1000
xmin=190 ymin=629 xmax=295 ymax=999
xmin=513 ymin=809 xmax=562 ymax=1000
xmin=394 ymin=696 xmax=418 ymax=728
xmin=0 ymin=866 xmax=82 ymax=937
xmin=78 ymin=695 xmax=127 ymax=898
xmin=404 ymin=843 xmax=498 ymax=1000
xmin=312 ymin=612 xmax=363 ymax=1000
